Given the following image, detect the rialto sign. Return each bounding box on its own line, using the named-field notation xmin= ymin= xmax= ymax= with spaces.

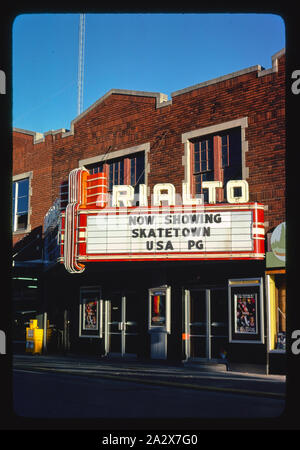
xmin=58 ymin=168 xmax=265 ymax=273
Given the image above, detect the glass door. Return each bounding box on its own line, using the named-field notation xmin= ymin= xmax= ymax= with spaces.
xmin=123 ymin=292 xmax=139 ymax=356
xmin=105 ymin=293 xmax=139 ymax=357
xmin=108 ymin=294 xmax=123 ymax=355
xmin=188 ymin=289 xmax=207 ymax=359
xmin=185 ymin=287 xmax=228 ymax=361
xmin=210 ymin=288 xmax=228 ymax=359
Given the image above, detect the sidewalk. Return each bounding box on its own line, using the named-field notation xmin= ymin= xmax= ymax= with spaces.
xmin=13 ymin=353 xmax=286 ymax=400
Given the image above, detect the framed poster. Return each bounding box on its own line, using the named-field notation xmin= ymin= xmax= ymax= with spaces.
xmin=151 ymin=292 xmax=166 ymax=326
xmin=148 ymin=286 xmax=171 ymax=333
xmin=228 ymin=278 xmax=264 ymax=343
xmin=234 ymin=293 xmax=257 ymax=334
xmin=79 ymin=287 xmax=103 ymax=338
xmin=83 ymin=298 xmax=98 ymax=331
xmin=276 ymin=332 xmax=286 ymax=350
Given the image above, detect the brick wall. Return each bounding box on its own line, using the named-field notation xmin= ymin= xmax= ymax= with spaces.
xmin=13 ymin=50 xmax=285 ymax=252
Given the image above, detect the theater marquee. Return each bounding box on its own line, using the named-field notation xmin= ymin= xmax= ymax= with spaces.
xmin=59 ymin=168 xmax=265 ymax=273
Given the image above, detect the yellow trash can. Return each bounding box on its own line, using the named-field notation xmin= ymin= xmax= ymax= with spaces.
xmin=26 ymin=319 xmax=44 ymax=354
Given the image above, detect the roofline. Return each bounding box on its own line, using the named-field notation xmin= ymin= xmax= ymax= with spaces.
xmin=13 ymin=127 xmax=44 ymax=143
xmin=13 ymin=127 xmax=67 ymax=144
xmin=61 ymin=89 xmax=168 ymax=139
xmin=14 ymin=48 xmax=285 ymax=143
xmin=172 ymin=48 xmax=285 ymax=97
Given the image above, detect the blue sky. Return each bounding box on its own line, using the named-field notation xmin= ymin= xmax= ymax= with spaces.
xmin=13 ymin=13 xmax=285 ymax=134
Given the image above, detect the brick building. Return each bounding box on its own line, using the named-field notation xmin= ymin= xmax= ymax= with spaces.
xmin=12 ymin=48 xmax=286 ymax=373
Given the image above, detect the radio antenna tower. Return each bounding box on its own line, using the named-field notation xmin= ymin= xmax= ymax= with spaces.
xmin=77 ymin=13 xmax=86 ymax=116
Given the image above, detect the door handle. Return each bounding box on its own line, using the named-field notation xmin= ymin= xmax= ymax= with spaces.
xmin=118 ymin=322 xmax=124 ymax=331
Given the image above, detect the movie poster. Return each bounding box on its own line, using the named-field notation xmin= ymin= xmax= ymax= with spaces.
xmin=234 ymin=294 xmax=257 ymax=334
xmin=150 ymin=292 xmax=166 ymax=326
xmin=83 ymin=298 xmax=98 ymax=330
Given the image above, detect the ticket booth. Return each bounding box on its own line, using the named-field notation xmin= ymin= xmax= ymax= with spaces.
xmin=148 ymin=286 xmax=171 ymax=359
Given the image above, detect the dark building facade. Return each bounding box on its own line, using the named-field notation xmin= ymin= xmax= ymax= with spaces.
xmin=12 ymin=49 xmax=286 ymax=374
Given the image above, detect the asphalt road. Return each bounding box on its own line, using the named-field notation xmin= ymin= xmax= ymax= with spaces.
xmin=13 ymin=354 xmax=286 ymax=420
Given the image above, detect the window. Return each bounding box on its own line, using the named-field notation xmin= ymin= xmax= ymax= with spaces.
xmin=220 ymin=128 xmax=242 ymax=185
xmin=88 ymin=163 xmax=103 ymax=175
xmin=86 ymin=152 xmax=145 ymax=194
xmin=268 ymin=274 xmax=286 ymax=351
xmin=130 ymin=153 xmax=145 ymax=193
xmin=191 ymin=127 xmax=242 ymax=203
xmin=221 ymin=134 xmax=230 ymax=168
xmin=193 ymin=138 xmax=214 ymax=202
xmin=109 ymin=159 xmax=124 ymax=191
xmin=12 ymin=177 xmax=30 ymax=232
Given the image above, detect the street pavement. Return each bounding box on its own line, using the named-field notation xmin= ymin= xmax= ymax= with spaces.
xmin=13 ymin=353 xmax=286 ymax=400
xmin=12 ymin=353 xmax=288 ymax=422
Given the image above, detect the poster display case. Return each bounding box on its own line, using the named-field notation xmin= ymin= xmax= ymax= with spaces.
xmin=228 ymin=278 xmax=264 ymax=343
xmin=148 ymin=286 xmax=171 ymax=334
xmin=79 ymin=286 xmax=103 ymax=338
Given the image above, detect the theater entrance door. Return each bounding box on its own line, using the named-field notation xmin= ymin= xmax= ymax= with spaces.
xmin=184 ymin=287 xmax=228 ymax=361
xmin=104 ymin=292 xmax=139 ymax=358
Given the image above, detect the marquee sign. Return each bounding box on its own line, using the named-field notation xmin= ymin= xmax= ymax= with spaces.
xmin=59 ymin=168 xmax=265 ymax=273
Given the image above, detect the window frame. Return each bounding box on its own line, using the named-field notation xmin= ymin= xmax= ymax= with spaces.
xmin=12 ymin=171 xmax=32 ymax=234
xmin=182 ymin=118 xmax=248 ymax=204
xmin=221 ymin=133 xmax=230 ymax=168
xmin=191 ymin=137 xmax=214 ymax=202
xmin=80 ymin=143 xmax=149 ymax=199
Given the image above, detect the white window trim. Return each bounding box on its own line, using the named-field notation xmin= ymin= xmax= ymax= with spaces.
xmin=12 ymin=171 xmax=33 ymax=234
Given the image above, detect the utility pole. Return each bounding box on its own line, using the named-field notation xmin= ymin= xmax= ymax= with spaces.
xmin=77 ymin=13 xmax=86 ymax=116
